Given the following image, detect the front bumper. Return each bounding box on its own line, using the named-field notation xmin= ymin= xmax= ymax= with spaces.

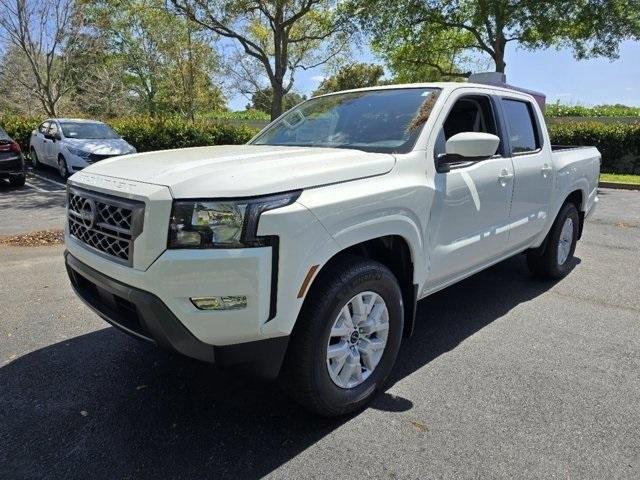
xmin=65 ymin=251 xmax=289 ymax=378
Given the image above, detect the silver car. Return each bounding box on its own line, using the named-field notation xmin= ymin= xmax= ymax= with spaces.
xmin=29 ymin=119 xmax=136 ymax=179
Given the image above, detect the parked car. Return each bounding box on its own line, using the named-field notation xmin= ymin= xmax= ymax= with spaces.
xmin=64 ymin=80 xmax=600 ymax=416
xmin=0 ymin=125 xmax=26 ymax=187
xmin=29 ymin=118 xmax=136 ymax=179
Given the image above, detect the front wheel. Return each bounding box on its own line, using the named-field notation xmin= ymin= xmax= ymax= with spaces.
xmin=279 ymin=257 xmax=404 ymax=416
xmin=30 ymin=148 xmax=40 ymax=169
xmin=527 ymin=202 xmax=580 ymax=279
xmin=57 ymin=155 xmax=70 ymax=180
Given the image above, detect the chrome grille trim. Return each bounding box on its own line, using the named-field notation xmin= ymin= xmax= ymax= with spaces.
xmin=67 ymin=186 xmax=145 ymax=266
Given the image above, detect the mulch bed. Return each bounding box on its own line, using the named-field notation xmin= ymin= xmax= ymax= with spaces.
xmin=0 ymin=230 xmax=64 ymax=247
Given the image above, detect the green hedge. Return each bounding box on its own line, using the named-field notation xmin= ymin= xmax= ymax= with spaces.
xmin=2 ymin=115 xmax=639 ymax=174
xmin=546 ymin=102 xmax=640 ymax=118
xmin=548 ymin=122 xmax=640 ymax=174
xmin=0 ymin=116 xmax=258 ymax=154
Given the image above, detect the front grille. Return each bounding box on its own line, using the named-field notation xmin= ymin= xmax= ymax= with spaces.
xmin=88 ymin=153 xmax=117 ymax=163
xmin=68 ymin=187 xmax=144 ymax=265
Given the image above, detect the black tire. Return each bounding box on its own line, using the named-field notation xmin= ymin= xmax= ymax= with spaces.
xmin=9 ymin=175 xmax=26 ymax=187
xmin=527 ymin=202 xmax=580 ymax=279
xmin=58 ymin=155 xmax=70 ymax=180
xmin=279 ymin=256 xmax=404 ymax=417
xmin=30 ymin=148 xmax=40 ymax=168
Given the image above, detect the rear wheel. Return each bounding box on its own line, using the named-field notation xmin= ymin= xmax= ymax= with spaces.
xmin=279 ymin=257 xmax=404 ymax=417
xmin=527 ymin=202 xmax=580 ymax=279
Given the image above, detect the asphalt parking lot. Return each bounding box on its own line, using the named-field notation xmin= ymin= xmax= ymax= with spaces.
xmin=1 ymin=185 xmax=639 ymax=479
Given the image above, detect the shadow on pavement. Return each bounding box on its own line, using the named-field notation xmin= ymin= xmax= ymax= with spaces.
xmin=0 ymin=254 xmax=577 ymax=479
xmin=0 ymin=180 xmax=65 ymax=210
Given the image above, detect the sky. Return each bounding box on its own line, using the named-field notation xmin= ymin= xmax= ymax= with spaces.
xmin=228 ymin=40 xmax=640 ymax=110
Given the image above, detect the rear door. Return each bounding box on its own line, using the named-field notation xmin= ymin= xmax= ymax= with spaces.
xmin=426 ymin=90 xmax=515 ymax=286
xmin=499 ymin=98 xmax=553 ymax=249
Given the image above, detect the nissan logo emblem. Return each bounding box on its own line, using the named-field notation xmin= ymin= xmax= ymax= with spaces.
xmin=78 ymin=198 xmax=97 ymax=228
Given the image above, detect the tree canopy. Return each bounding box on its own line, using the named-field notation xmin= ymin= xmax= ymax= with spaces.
xmin=247 ymin=87 xmax=306 ymax=114
xmin=170 ymin=0 xmax=354 ymax=119
xmin=347 ymin=0 xmax=640 ymax=75
xmin=312 ymin=62 xmax=384 ymax=96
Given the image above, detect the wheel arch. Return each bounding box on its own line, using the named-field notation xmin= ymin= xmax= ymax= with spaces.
xmin=303 ymin=234 xmax=419 ymax=338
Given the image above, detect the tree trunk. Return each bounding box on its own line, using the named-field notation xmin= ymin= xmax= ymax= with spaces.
xmin=271 ymin=81 xmax=284 ymax=120
xmin=493 ymin=35 xmax=507 ymax=73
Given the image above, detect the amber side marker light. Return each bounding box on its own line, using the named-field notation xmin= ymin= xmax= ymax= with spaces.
xmin=297 ymin=265 xmax=319 ymax=298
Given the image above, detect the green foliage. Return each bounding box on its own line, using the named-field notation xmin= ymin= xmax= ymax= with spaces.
xmin=3 ymin=115 xmax=639 ymax=175
xmin=600 ymin=173 xmax=640 ymax=185
xmin=313 ymin=63 xmax=385 ymax=96
xmin=0 ymin=117 xmax=39 ymax=154
xmin=200 ymin=110 xmax=270 ymax=121
xmin=548 ymin=122 xmax=640 ymax=174
xmin=81 ymin=0 xmax=225 ymax=118
xmin=346 ymin=0 xmax=640 ymax=75
xmin=546 ymin=102 xmax=640 ymax=118
xmin=0 ymin=116 xmax=257 ymax=153
xmin=171 ymin=0 xmax=354 ymax=119
xmin=247 ymin=88 xmax=307 ymax=115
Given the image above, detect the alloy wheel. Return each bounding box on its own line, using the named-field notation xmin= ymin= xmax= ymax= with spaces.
xmin=326 ymin=291 xmax=389 ymax=389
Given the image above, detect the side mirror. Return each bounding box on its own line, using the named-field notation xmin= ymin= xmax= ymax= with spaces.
xmin=436 ymin=132 xmax=500 ymax=173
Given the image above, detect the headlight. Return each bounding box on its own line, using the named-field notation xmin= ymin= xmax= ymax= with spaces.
xmin=67 ymin=147 xmax=91 ymax=159
xmin=168 ymin=191 xmax=300 ymax=249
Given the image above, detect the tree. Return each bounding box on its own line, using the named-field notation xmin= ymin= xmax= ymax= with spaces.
xmin=312 ymin=62 xmax=384 ymax=96
xmin=170 ymin=0 xmax=354 ymax=120
xmin=246 ymin=87 xmax=306 ymax=114
xmin=0 ymin=0 xmax=90 ymax=116
xmin=84 ymin=0 xmax=225 ymax=118
xmin=348 ymin=0 xmax=640 ymax=75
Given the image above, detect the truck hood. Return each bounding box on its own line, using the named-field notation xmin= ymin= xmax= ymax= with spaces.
xmin=81 ymin=145 xmax=396 ymax=198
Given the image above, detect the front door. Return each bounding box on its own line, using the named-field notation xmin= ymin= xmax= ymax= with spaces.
xmin=44 ymin=121 xmax=60 ymax=165
xmin=427 ymin=93 xmax=515 ymax=287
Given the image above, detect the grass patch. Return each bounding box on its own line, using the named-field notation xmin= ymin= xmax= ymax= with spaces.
xmin=600 ymin=173 xmax=640 ymax=185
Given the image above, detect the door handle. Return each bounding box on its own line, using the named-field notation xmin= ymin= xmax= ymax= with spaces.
xmin=541 ymin=164 xmax=553 ymax=177
xmin=498 ymin=169 xmax=513 ymax=186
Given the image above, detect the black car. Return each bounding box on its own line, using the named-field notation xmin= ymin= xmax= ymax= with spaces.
xmin=0 ymin=126 xmax=26 ymax=187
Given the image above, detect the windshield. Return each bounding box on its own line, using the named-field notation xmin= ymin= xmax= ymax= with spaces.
xmin=61 ymin=122 xmax=120 ymax=140
xmin=0 ymin=126 xmax=9 ymax=140
xmin=250 ymin=87 xmax=439 ymax=153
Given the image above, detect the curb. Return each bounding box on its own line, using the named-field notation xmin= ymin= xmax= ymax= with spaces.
xmin=599 ymin=182 xmax=640 ymax=191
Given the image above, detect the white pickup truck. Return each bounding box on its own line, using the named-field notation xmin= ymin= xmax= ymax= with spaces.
xmin=64 ymin=81 xmax=600 ymax=416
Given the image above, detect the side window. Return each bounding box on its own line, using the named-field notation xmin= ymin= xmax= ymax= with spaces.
xmin=434 ymin=95 xmax=499 ymax=156
xmin=48 ymin=122 xmax=59 ymax=137
xmin=502 ymin=99 xmax=540 ymax=154
xmin=39 ymin=122 xmax=50 ymax=134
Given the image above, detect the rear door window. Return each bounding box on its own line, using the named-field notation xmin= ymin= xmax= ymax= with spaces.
xmin=502 ymin=99 xmax=540 ymax=154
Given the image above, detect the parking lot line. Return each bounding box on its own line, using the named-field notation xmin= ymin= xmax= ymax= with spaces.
xmin=24 ymin=181 xmax=51 ymax=193
xmin=30 ymin=173 xmax=66 ymax=188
